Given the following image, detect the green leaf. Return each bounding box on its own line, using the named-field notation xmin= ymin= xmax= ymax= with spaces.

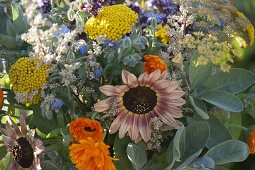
xmin=0 ymin=145 xmax=7 ymax=160
xmin=114 ymin=135 xmax=135 ymax=170
xmin=201 ymin=90 xmax=244 ymax=112
xmin=204 ymin=68 xmax=255 ymax=94
xmin=189 ymin=54 xmax=212 ymax=88
xmin=167 ymin=122 xmax=210 ymax=169
xmin=222 ymin=112 xmax=242 ymax=139
xmin=206 ymin=114 xmax=232 ymax=149
xmin=204 ymin=140 xmax=249 ymax=165
xmin=166 ymin=126 xmax=185 ymax=169
xmin=11 ymin=2 xmax=27 ymax=34
xmin=189 ymin=96 xmax=209 ymax=119
xmin=175 ymin=150 xmax=202 ymax=170
xmin=5 ymin=20 xmax=16 ymax=36
xmin=126 ymin=143 xmax=147 ymax=170
xmin=0 ymin=34 xmax=18 ymax=49
xmin=191 ymin=157 xmax=215 ymax=169
xmin=0 ymin=152 xmax=11 ymax=170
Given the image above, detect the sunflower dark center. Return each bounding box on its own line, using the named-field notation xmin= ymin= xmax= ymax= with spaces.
xmin=12 ymin=137 xmax=34 ymax=168
xmin=123 ymin=86 xmax=157 ymax=114
xmin=84 ymin=126 xmax=95 ymax=132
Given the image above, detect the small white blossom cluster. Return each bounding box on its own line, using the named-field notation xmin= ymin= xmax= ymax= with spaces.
xmin=21 ymin=0 xmax=50 ymax=27
xmin=147 ymin=117 xmax=164 ymax=151
xmin=88 ymin=41 xmax=102 ymax=56
xmin=40 ymin=94 xmax=56 ymax=119
xmin=59 ymin=62 xmax=82 ymax=86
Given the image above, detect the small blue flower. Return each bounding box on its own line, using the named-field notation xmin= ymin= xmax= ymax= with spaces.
xmin=79 ymin=45 xmax=87 ymax=56
xmin=143 ymin=12 xmax=166 ymax=24
xmin=54 ymin=25 xmax=71 ymax=38
xmin=94 ymin=67 xmax=103 ymax=78
xmin=51 ymin=98 xmax=64 ymax=111
xmin=104 ymin=40 xmax=117 ymax=48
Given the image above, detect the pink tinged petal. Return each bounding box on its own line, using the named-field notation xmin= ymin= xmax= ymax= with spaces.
xmin=119 ymin=112 xmax=133 ymax=139
xmin=138 ymin=72 xmax=149 ymax=86
xmin=28 ymin=129 xmax=35 ymax=143
xmin=7 ymin=116 xmax=22 ymax=137
xmin=129 ymin=114 xmax=139 ymax=141
xmin=115 ymin=85 xmax=129 ymax=94
xmin=134 ymin=135 xmax=142 ymax=143
xmin=9 ymin=161 xmax=22 ymax=170
xmin=138 ymin=114 xmax=151 ymax=142
xmin=153 ymin=80 xmax=180 ymax=92
xmin=109 ymin=110 xmax=127 ymax=134
xmin=158 ymin=90 xmax=185 ymax=100
xmin=159 ymin=70 xmax=167 ymax=80
xmin=157 ymin=103 xmax=183 ymax=118
xmin=149 ymin=69 xmax=161 ymax=84
xmin=3 ymin=136 xmax=15 ymax=151
xmin=167 ymin=98 xmax=186 ymax=106
xmin=122 ymin=70 xmax=130 ymax=85
xmin=154 ymin=107 xmax=178 ymax=127
xmin=94 ymin=98 xmax=112 ymax=112
xmin=33 ymin=139 xmax=45 ymax=155
xmin=99 ymin=85 xmax=117 ymax=96
xmin=20 ymin=113 xmax=27 ymax=136
xmin=126 ymin=72 xmax=138 ymax=88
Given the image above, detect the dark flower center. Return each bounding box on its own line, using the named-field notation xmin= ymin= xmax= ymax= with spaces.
xmin=123 ymin=86 xmax=157 ymax=114
xmin=12 ymin=137 xmax=34 ymax=168
xmin=84 ymin=126 xmax=96 ymax=132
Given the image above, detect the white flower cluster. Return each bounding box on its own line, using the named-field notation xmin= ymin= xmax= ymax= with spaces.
xmin=147 ymin=117 xmax=164 ymax=151
xmin=59 ymin=62 xmax=82 ymax=86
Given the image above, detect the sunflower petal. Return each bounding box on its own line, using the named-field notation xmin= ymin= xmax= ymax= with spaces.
xmin=129 ymin=114 xmax=139 ymax=141
xmin=154 ymin=107 xmax=178 ymax=127
xmin=94 ymin=98 xmax=112 ymax=112
xmin=138 ymin=72 xmax=149 ymax=86
xmin=149 ymin=69 xmax=161 ymax=83
xmin=122 ymin=70 xmax=130 ymax=85
xmin=119 ymin=112 xmax=133 ymax=139
xmin=100 ymin=85 xmax=118 ymax=96
xmin=138 ymin=114 xmax=151 ymax=142
xmin=109 ymin=110 xmax=127 ymax=134
xmin=20 ymin=113 xmax=27 ymax=136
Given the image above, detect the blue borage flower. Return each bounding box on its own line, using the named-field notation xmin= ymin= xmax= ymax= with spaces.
xmin=94 ymin=66 xmax=103 ymax=78
xmin=143 ymin=12 xmax=167 ymax=24
xmin=104 ymin=40 xmax=118 ymax=48
xmin=50 ymin=98 xmax=64 ymax=111
xmin=79 ymin=45 xmax=87 ymax=56
xmin=54 ymin=25 xmax=71 ymax=39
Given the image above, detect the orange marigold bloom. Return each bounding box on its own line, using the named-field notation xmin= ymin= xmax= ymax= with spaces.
xmin=69 ymin=138 xmax=116 ymax=170
xmin=144 ymin=55 xmax=167 ymax=74
xmin=0 ymin=88 xmax=3 ymax=110
xmin=69 ymin=118 xmax=104 ymax=142
xmin=248 ymin=128 xmax=255 ymax=154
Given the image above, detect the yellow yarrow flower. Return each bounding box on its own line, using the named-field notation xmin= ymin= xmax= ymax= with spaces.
xmin=85 ymin=4 xmax=138 ymax=41
xmin=155 ymin=24 xmax=170 ymax=44
xmin=246 ymin=23 xmax=254 ymax=46
xmin=9 ymin=57 xmax=49 ymax=104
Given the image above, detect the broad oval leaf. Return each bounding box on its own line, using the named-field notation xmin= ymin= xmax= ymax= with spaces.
xmin=206 ymin=114 xmax=232 ymax=149
xmin=191 ymin=157 xmax=215 ymax=169
xmin=189 ymin=54 xmax=212 ymax=88
xmin=204 ymin=140 xmax=249 ymax=165
xmin=189 ymin=96 xmax=209 ymax=119
xmin=126 ymin=143 xmax=147 ymax=170
xmin=204 ymin=68 xmax=255 ymax=94
xmin=201 ymin=90 xmax=244 ymax=112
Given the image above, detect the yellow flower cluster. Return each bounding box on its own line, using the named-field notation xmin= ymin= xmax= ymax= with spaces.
xmin=9 ymin=57 xmax=49 ymax=104
xmin=85 ymin=4 xmax=138 ymax=41
xmin=155 ymin=24 xmax=170 ymax=44
xmin=246 ymin=23 xmax=254 ymax=46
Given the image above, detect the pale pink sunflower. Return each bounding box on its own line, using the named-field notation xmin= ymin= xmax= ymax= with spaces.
xmin=0 ymin=113 xmax=44 ymax=170
xmin=94 ymin=69 xmax=186 ymax=142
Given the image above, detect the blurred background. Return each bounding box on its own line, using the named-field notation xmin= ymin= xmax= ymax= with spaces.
xmin=228 ymin=0 xmax=255 ymax=170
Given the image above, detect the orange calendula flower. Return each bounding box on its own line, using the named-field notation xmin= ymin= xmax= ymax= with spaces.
xmin=69 ymin=137 xmax=116 ymax=170
xmin=248 ymin=128 xmax=255 ymax=154
xmin=0 ymin=88 xmax=3 ymax=110
xmin=69 ymin=118 xmax=104 ymax=142
xmin=144 ymin=55 xmax=167 ymax=74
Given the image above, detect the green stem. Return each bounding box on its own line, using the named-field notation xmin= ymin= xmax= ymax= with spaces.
xmin=227 ymin=124 xmax=248 ymax=131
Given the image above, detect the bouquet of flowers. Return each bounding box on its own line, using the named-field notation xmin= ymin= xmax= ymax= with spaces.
xmin=0 ymin=0 xmax=255 ymax=169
